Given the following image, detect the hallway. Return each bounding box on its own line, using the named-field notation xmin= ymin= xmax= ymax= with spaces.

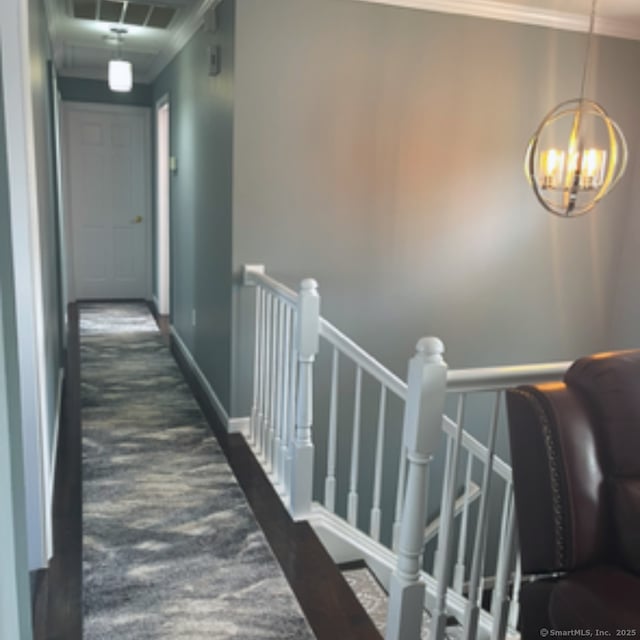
xmin=38 ymin=301 xmax=379 ymax=640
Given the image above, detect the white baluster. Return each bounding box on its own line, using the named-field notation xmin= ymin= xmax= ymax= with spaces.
xmin=279 ymin=304 xmax=291 ymax=488
xmin=273 ymin=299 xmax=285 ymax=484
xmin=433 ymin=434 xmax=454 ymax=575
xmin=261 ymin=293 xmax=272 ymax=461
xmin=324 ymin=347 xmax=339 ymax=512
xmin=386 ymin=338 xmax=448 ymax=640
xmin=370 ymin=385 xmax=387 ymax=541
xmin=431 ymin=394 xmax=466 ymax=640
xmin=462 ymin=391 xmax=502 ymax=640
xmin=284 ymin=311 xmax=298 ymax=498
xmin=453 ymin=451 xmax=474 ymax=593
xmin=266 ymin=295 xmax=279 ymax=471
xmin=392 ymin=445 xmax=407 ymax=552
xmin=290 ymin=278 xmax=320 ymax=519
xmin=257 ymin=289 xmax=267 ymax=455
xmin=491 ymin=487 xmax=517 ymax=640
xmin=509 ymin=550 xmax=522 ymax=631
xmin=491 ymin=481 xmax=512 ymax=613
xmin=347 ymin=366 xmax=363 ymax=527
xmin=250 ymin=285 xmax=262 ymax=446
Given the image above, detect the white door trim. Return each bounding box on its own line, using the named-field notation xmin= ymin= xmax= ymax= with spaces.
xmin=0 ymin=0 xmax=53 ymax=568
xmin=62 ymin=101 xmax=153 ymax=301
xmin=155 ymin=93 xmax=171 ymax=316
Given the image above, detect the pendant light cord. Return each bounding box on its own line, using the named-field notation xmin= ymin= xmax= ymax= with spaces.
xmin=579 ymin=0 xmax=598 ymax=102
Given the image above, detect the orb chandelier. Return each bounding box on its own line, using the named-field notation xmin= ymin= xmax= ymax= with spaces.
xmin=525 ymin=0 xmax=628 ymax=218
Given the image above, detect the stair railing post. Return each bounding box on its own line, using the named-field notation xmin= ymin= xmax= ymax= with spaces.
xmin=386 ymin=337 xmax=448 ymax=640
xmin=289 ymin=278 xmax=320 ymax=519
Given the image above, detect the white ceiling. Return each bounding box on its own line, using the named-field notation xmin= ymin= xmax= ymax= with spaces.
xmin=45 ymin=0 xmax=218 ymax=82
xmin=45 ymin=0 xmax=640 ymax=85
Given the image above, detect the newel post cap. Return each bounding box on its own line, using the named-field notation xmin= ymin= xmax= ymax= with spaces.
xmin=300 ymin=278 xmax=318 ymax=293
xmin=416 ymin=337 xmax=445 ymax=362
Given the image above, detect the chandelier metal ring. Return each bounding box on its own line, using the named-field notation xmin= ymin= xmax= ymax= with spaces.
xmin=525 ymin=98 xmax=628 ymax=218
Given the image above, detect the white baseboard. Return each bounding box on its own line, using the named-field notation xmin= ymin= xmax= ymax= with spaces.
xmin=228 ymin=417 xmax=250 ymax=435
xmin=170 ymin=326 xmax=250 ymax=434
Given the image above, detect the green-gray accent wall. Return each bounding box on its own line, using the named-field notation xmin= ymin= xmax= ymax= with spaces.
xmin=30 ymin=0 xmax=65 ymax=469
xmin=58 ymin=76 xmax=153 ymax=107
xmin=152 ymin=0 xmax=235 ymax=412
xmin=0 ymin=52 xmax=33 ymax=640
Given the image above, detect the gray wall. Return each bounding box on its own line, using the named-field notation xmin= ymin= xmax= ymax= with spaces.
xmin=152 ymin=0 xmax=235 ymax=411
xmin=0 ymin=51 xmax=33 ymax=640
xmin=609 ymin=132 xmax=640 ymax=347
xmin=232 ymin=0 xmax=640 ymax=406
xmin=59 ymin=76 xmax=153 ymax=107
xmin=231 ymin=0 xmax=640 ymax=539
xmin=29 ymin=0 xmax=65 ymax=482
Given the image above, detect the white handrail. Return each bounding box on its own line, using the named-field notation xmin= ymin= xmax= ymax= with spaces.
xmin=447 ymin=361 xmax=570 ymax=392
xmin=245 ymin=268 xmax=299 ymax=306
xmin=319 ymin=318 xmax=407 ymax=400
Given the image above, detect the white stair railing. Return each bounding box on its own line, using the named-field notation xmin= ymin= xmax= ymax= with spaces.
xmin=242 ymin=264 xmax=571 ymax=640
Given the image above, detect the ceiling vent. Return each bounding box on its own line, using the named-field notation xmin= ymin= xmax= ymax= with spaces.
xmin=73 ymin=0 xmax=177 ymax=29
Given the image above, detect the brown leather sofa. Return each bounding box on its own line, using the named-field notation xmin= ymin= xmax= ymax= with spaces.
xmin=506 ymin=349 xmax=640 ymax=638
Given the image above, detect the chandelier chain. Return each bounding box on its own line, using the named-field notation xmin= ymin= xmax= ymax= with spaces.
xmin=579 ymin=0 xmax=598 ymax=103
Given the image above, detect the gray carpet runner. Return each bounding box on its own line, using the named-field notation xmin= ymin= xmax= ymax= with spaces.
xmin=81 ymin=302 xmax=315 ymax=639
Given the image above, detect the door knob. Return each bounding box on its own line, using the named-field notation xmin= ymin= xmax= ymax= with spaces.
xmin=132 ymin=215 xmax=143 ymax=224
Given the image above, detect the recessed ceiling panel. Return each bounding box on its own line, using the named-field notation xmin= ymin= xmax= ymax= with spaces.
xmin=99 ymin=0 xmax=124 ymax=22
xmin=123 ymin=3 xmax=152 ymax=25
xmin=146 ymin=6 xmax=177 ymax=29
xmin=73 ymin=0 xmax=97 ymax=19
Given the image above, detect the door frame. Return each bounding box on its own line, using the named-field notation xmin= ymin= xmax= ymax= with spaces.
xmin=155 ymin=94 xmax=171 ymax=316
xmin=62 ymin=101 xmax=152 ymax=302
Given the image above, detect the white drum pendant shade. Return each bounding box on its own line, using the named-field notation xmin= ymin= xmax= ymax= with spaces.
xmin=108 ymin=59 xmax=133 ymax=93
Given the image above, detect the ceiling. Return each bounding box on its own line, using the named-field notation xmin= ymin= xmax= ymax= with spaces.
xmin=45 ymin=0 xmax=218 ymax=82
xmin=45 ymin=0 xmax=640 ymax=85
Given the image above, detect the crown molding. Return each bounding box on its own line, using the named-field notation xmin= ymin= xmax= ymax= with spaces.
xmin=147 ymin=0 xmax=221 ymax=81
xmin=352 ymin=0 xmax=640 ymax=41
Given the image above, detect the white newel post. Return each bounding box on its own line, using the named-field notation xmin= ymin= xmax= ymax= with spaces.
xmin=289 ymin=278 xmax=320 ymax=519
xmin=386 ymin=337 xmax=447 ymax=640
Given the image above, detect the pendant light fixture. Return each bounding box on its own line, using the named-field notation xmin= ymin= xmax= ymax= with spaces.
xmin=108 ymin=28 xmax=133 ymax=93
xmin=525 ymin=0 xmax=628 ymax=217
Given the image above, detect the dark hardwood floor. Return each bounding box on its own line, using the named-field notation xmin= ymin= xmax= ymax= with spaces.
xmin=172 ymin=338 xmax=382 ymax=640
xmin=34 ymin=304 xmax=82 ymax=640
xmin=36 ymin=302 xmax=381 ymax=640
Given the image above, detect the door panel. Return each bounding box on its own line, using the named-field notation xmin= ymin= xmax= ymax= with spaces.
xmin=65 ymin=105 xmax=150 ymax=300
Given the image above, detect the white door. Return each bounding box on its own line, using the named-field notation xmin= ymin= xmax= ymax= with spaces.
xmin=65 ymin=103 xmax=150 ymax=300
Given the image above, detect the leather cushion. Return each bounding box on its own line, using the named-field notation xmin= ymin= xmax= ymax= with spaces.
xmin=610 ymin=478 xmax=640 ymax=574
xmin=565 ymin=350 xmax=640 ymax=573
xmin=549 ymin=565 xmax=640 ymax=631
xmin=506 ymin=384 xmax=608 ymax=573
